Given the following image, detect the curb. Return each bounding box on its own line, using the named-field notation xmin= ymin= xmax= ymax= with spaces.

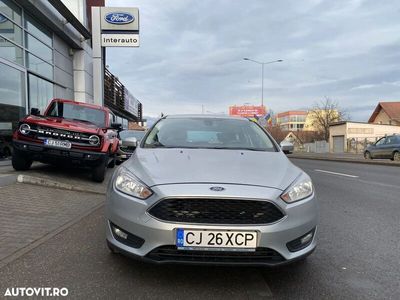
xmin=17 ymin=174 xmax=106 ymax=195
xmin=288 ymin=155 xmax=400 ymax=167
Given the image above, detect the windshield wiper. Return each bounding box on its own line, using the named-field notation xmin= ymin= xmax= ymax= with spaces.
xmin=70 ymin=118 xmax=95 ymax=125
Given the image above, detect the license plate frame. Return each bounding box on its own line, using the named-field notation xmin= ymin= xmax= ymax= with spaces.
xmin=176 ymin=228 xmax=258 ymax=251
xmin=44 ymin=139 xmax=72 ymax=149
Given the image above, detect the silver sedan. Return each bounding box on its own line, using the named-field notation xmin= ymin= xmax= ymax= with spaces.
xmin=106 ymin=115 xmax=318 ymax=266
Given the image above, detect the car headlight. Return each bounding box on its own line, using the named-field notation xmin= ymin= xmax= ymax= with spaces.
xmin=114 ymin=167 xmax=153 ymax=199
xmin=19 ymin=123 xmax=31 ymax=135
xmin=281 ymin=174 xmax=313 ymax=203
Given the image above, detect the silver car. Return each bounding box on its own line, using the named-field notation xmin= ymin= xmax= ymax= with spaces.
xmin=106 ymin=115 xmax=317 ymax=266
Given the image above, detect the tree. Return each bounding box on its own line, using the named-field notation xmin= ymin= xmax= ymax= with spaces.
xmin=307 ymin=97 xmax=347 ymax=141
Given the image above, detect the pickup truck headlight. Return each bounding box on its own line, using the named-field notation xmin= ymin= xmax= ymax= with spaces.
xmin=114 ymin=167 xmax=153 ymax=199
xmin=281 ymin=174 xmax=313 ymax=203
xmin=19 ymin=123 xmax=31 ymax=135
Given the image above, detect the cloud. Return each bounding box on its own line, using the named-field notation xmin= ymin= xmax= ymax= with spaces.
xmin=106 ymin=0 xmax=400 ymax=121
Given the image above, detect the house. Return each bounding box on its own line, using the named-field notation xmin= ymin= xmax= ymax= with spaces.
xmin=368 ymin=102 xmax=400 ymax=126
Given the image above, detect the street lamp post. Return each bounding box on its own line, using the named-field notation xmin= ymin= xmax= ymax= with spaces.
xmin=243 ymin=58 xmax=283 ymax=107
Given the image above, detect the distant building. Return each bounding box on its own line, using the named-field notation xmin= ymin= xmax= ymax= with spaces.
xmin=329 ymin=121 xmax=400 ymax=153
xmin=368 ymin=102 xmax=400 ymax=126
xmin=276 ymin=111 xmax=307 ymax=131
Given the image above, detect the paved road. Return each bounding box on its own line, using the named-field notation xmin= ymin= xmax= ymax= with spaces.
xmin=0 ymin=159 xmax=399 ymax=299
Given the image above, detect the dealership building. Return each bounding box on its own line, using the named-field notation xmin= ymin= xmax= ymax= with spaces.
xmin=0 ymin=0 xmax=142 ymax=141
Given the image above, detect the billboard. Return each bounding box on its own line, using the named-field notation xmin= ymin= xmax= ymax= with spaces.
xmin=124 ymin=88 xmax=140 ymax=117
xmin=229 ymin=105 xmax=266 ymax=118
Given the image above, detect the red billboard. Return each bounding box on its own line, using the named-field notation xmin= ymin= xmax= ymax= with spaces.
xmin=229 ymin=105 xmax=266 ymax=117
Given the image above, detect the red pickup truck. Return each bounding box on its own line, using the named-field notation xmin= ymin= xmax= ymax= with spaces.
xmin=12 ymin=99 xmax=120 ymax=182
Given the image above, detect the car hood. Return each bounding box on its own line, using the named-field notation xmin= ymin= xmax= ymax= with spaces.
xmin=25 ymin=115 xmax=100 ymax=134
xmin=125 ymin=148 xmax=303 ymax=191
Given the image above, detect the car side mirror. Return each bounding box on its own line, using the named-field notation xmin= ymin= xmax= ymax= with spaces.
xmin=111 ymin=123 xmax=122 ymax=131
xmin=122 ymin=137 xmax=138 ymax=148
xmin=30 ymin=108 xmax=40 ymax=116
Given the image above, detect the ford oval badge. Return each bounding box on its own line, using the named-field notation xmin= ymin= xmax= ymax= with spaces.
xmin=210 ymin=186 xmax=225 ymax=192
xmin=105 ymin=12 xmax=135 ymax=25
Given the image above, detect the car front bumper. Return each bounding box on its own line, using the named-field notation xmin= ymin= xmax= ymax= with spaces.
xmin=13 ymin=140 xmax=108 ymax=167
xmin=106 ymin=182 xmax=318 ymax=266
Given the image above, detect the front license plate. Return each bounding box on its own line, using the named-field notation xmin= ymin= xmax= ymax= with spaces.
xmin=176 ymin=229 xmax=257 ymax=250
xmin=44 ymin=139 xmax=71 ymax=149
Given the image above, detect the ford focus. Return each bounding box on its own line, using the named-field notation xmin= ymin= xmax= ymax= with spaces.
xmin=106 ymin=115 xmax=317 ymax=266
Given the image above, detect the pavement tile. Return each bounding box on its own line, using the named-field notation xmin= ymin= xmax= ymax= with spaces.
xmin=0 ymin=182 xmax=104 ymax=263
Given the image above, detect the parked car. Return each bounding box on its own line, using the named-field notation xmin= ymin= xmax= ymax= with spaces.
xmin=364 ymin=135 xmax=400 ymax=161
xmin=106 ymin=115 xmax=317 ymax=266
xmin=0 ymin=136 xmax=12 ymax=158
xmin=280 ymin=140 xmax=294 ymax=154
xmin=116 ymin=130 xmax=146 ymax=164
xmin=12 ymin=99 xmax=121 ymax=182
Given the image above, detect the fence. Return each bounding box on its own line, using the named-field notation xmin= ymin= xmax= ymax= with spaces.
xmin=346 ymin=136 xmax=383 ymax=154
xmin=302 ymin=140 xmax=329 ymax=153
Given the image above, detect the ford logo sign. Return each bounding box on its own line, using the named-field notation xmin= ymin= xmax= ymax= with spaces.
xmin=105 ymin=12 xmax=135 ymax=25
xmin=210 ymin=186 xmax=225 ymax=192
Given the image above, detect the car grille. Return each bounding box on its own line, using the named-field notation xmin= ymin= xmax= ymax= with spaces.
xmin=146 ymin=246 xmax=285 ymax=264
xmin=28 ymin=125 xmax=98 ymax=147
xmin=148 ymin=198 xmax=285 ymax=225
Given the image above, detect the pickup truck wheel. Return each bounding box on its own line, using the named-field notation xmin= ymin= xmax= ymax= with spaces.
xmin=12 ymin=150 xmax=32 ymax=171
xmin=92 ymin=159 xmax=107 ymax=182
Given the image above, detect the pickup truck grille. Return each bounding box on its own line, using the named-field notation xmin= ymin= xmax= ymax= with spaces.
xmin=25 ymin=125 xmax=99 ymax=147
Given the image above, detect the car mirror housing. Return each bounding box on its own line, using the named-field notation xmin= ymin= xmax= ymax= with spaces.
xmin=30 ymin=108 xmax=40 ymax=116
xmin=122 ymin=137 xmax=138 ymax=148
xmin=111 ymin=123 xmax=122 ymax=131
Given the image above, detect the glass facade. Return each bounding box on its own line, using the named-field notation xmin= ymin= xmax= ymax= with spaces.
xmin=0 ymin=0 xmax=54 ymax=138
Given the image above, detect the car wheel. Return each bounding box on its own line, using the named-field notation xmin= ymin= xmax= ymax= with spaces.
xmin=92 ymin=159 xmax=107 ymax=182
xmin=12 ymin=150 xmax=32 ymax=171
xmin=393 ymin=151 xmax=400 ymax=161
xmin=364 ymin=151 xmax=372 ymax=160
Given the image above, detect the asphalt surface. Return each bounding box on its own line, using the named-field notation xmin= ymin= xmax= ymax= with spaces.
xmin=0 ymin=159 xmax=399 ymax=299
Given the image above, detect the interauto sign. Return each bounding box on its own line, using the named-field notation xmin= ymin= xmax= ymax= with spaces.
xmin=104 ymin=12 xmax=135 ymax=25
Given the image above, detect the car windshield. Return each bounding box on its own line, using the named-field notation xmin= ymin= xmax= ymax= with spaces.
xmin=46 ymin=102 xmax=106 ymax=127
xmin=143 ymin=117 xmax=277 ymax=151
xmin=119 ymin=130 xmax=146 ymax=140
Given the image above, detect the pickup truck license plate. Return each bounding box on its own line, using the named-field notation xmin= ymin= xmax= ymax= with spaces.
xmin=176 ymin=229 xmax=257 ymax=250
xmin=44 ymin=139 xmax=71 ymax=149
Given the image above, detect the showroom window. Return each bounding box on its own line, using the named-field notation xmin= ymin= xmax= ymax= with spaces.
xmin=28 ymin=73 xmax=53 ymax=113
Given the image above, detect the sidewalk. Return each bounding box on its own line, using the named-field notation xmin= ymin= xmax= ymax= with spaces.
xmin=288 ymin=152 xmax=400 ymax=166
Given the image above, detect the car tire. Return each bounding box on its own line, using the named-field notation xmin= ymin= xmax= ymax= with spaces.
xmin=393 ymin=151 xmax=400 ymax=162
xmin=364 ymin=151 xmax=372 ymax=160
xmin=92 ymin=159 xmax=107 ymax=182
xmin=12 ymin=150 xmax=32 ymax=171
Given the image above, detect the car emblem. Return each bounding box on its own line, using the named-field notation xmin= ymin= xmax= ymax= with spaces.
xmin=210 ymin=186 xmax=225 ymax=192
xmin=105 ymin=12 xmax=135 ymax=24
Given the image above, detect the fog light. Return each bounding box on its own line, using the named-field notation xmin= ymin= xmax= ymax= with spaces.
xmin=113 ymin=227 xmax=128 ymax=239
xmin=287 ymin=228 xmax=316 ymax=252
xmin=301 ymin=232 xmax=313 ymax=244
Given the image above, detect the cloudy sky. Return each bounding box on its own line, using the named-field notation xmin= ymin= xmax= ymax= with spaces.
xmin=106 ymin=0 xmax=400 ymax=121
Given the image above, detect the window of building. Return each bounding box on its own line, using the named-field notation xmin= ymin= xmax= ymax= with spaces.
xmin=26 ymin=52 xmax=53 ymax=78
xmin=0 ymin=0 xmax=21 ymax=25
xmin=25 ymin=33 xmax=53 ymax=63
xmin=0 ymin=62 xmax=24 ymax=107
xmin=24 ymin=13 xmax=52 ymax=47
xmin=0 ymin=38 xmax=22 ymax=65
xmin=28 ymin=73 xmax=53 ymax=113
xmin=0 ymin=17 xmax=22 ymax=45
